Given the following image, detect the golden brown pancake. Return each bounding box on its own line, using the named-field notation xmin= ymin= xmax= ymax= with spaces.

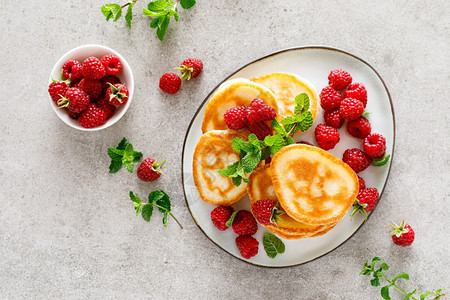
xmin=271 ymin=144 xmax=359 ymax=225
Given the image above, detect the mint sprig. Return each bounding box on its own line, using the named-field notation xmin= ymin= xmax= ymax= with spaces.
xmin=372 ymin=154 xmax=391 ymax=166
xmin=129 ymin=190 xmax=183 ymax=228
xmin=107 ymin=138 xmax=143 ymax=173
xmin=263 ymin=233 xmax=285 ymax=258
xmin=361 ymin=257 xmax=445 ymax=300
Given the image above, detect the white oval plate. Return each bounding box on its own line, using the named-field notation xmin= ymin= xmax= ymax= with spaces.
xmin=182 ymin=46 xmax=394 ymax=267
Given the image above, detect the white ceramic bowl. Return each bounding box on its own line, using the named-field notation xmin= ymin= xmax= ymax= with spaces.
xmin=48 ymin=44 xmax=134 ymax=131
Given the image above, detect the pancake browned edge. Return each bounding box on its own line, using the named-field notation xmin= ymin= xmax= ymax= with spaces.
xmin=248 ymin=165 xmax=332 ymax=239
xmin=193 ymin=130 xmax=248 ymax=206
xmin=271 ymin=144 xmax=359 ymax=226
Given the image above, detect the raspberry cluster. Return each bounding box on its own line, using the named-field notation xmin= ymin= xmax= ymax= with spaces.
xmin=159 ymin=58 xmax=204 ymax=94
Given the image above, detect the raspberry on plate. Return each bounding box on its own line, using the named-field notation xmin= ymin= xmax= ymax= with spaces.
xmin=224 ymin=106 xmax=248 ymax=130
xmin=82 ymin=56 xmax=106 ymax=79
xmin=320 ymin=86 xmax=343 ymax=111
xmin=106 ymin=83 xmax=129 ymax=106
xmin=314 ymin=123 xmax=340 ymax=150
xmin=344 ymin=82 xmax=367 ymax=107
xmin=342 ymin=148 xmax=372 ymax=173
xmin=347 ymin=116 xmax=371 ymax=139
xmin=78 ymin=78 xmax=102 ymax=101
xmin=57 ymin=87 xmax=90 ymax=113
xmin=235 ymin=235 xmax=259 ymax=259
xmin=62 ymin=59 xmax=83 ymax=82
xmin=136 ymin=158 xmax=166 ymax=182
xmin=48 ymin=80 xmax=70 ymax=104
xmin=340 ymin=97 xmax=364 ymax=120
xmin=101 ymin=54 xmax=123 ymax=76
xmin=357 ymin=176 xmax=366 ymax=191
xmin=96 ymin=98 xmax=116 ymax=118
xmin=328 ymin=69 xmax=352 ymax=91
xmin=176 ymin=58 xmax=203 ymax=81
xmin=249 ymin=121 xmax=273 ymax=140
xmin=210 ymin=206 xmax=234 ymax=231
xmin=390 ymin=220 xmax=415 ymax=247
xmin=247 ymin=98 xmax=277 ymax=123
xmin=159 ymin=72 xmax=182 ymax=94
xmin=78 ymin=103 xmax=107 ymax=128
xmin=350 ymin=187 xmax=379 ymax=219
xmin=363 ymin=133 xmax=386 ymax=158
xmin=324 ymin=108 xmax=344 ymax=128
xmin=251 ymin=199 xmax=285 ymax=226
xmin=232 ymin=210 xmax=258 ymax=235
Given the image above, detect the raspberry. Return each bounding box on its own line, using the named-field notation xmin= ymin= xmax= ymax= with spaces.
xmin=48 ymin=81 xmax=69 ymax=104
xmin=251 ymin=199 xmax=285 ymax=226
xmin=235 ymin=235 xmax=259 ymax=259
xmin=68 ymin=111 xmax=80 ymax=119
xmin=357 ymin=176 xmax=366 ymax=191
xmin=328 ymin=69 xmax=352 ymax=90
xmin=210 ymin=206 xmax=234 ymax=231
xmin=344 ymin=83 xmax=367 ymax=107
xmin=324 ymin=108 xmax=344 ymax=128
xmin=136 ymin=158 xmax=165 ymax=182
xmin=106 ymin=83 xmax=129 ymax=106
xmin=176 ymin=58 xmax=203 ymax=80
xmin=248 ymin=121 xmax=272 ymax=140
xmin=224 ymin=106 xmax=248 ymax=130
xmin=247 ymin=98 xmax=277 ymax=123
xmin=363 ymin=133 xmax=386 ymax=158
xmin=320 ymin=86 xmax=343 ymax=111
xmin=96 ymin=98 xmax=116 ymax=118
xmin=82 ymin=56 xmax=106 ymax=79
xmin=100 ymin=54 xmax=123 ymax=76
xmin=340 ymin=98 xmax=364 ymax=120
xmin=314 ymin=124 xmax=340 ymax=150
xmin=232 ymin=210 xmax=258 ymax=235
xmin=347 ymin=116 xmax=371 ymax=139
xmin=101 ymin=75 xmax=121 ymax=92
xmin=78 ymin=103 xmax=107 ymax=128
xmin=351 ymin=187 xmax=379 ymax=218
xmin=57 ymin=87 xmax=90 ymax=113
xmin=62 ymin=59 xmax=83 ymax=82
xmin=159 ymin=72 xmax=181 ymax=94
xmin=78 ymin=78 xmax=102 ymax=101
xmin=390 ymin=220 xmax=415 ymax=247
xmin=342 ymin=148 xmax=372 ymax=173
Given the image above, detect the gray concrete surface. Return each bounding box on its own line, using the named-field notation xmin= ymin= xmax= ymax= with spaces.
xmin=1 ymin=0 xmax=449 ymax=299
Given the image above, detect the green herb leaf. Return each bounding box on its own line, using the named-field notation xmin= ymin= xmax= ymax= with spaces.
xmin=268 ymin=135 xmax=288 ymax=155
xmin=107 ymin=148 xmax=124 ymax=161
xmin=141 ymin=203 xmax=153 ymax=221
xmin=156 ymin=15 xmax=170 ymax=40
xmin=271 ymin=118 xmax=286 ymax=135
xmin=232 ymin=176 xmax=242 ymax=187
xmin=263 ymin=233 xmax=285 ymax=258
xmin=231 ymin=137 xmax=244 ymax=152
xmin=147 ymin=0 xmax=172 ymax=11
xmin=391 ymin=272 xmax=409 ymax=284
xmin=109 ymin=160 xmax=123 ymax=173
xmin=371 ymin=278 xmax=381 ymax=287
xmin=125 ymin=2 xmax=134 ymax=28
xmin=217 ymin=161 xmax=240 ymax=177
xmin=180 ymin=0 xmax=196 ymax=9
xmin=117 ymin=137 xmax=129 ymax=150
xmin=294 ymin=93 xmax=310 ymax=114
xmin=380 ymin=285 xmax=391 ymax=300
xmin=107 ymin=138 xmax=142 ymax=173
xmin=148 ymin=190 xmax=166 ymax=204
xmin=162 ymin=213 xmax=168 ymax=227
xmin=129 ymin=191 xmax=142 ymax=216
xmin=372 ymin=154 xmax=390 ymax=166
xmin=280 ymin=116 xmax=297 ymax=126
xmin=101 ymin=4 xmax=122 ymax=22
xmin=380 ymin=263 xmax=389 ymax=271
xmin=241 ymin=151 xmax=261 ymax=173
xmin=155 ymin=192 xmax=171 ymax=213
xmin=225 ymin=211 xmax=238 ymax=227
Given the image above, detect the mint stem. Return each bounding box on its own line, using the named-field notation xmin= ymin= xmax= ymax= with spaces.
xmin=380 ymin=275 xmax=415 ymax=299
xmin=152 ymin=203 xmax=183 ymax=229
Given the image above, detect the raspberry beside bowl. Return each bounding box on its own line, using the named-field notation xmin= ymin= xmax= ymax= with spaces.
xmin=48 ymin=44 xmax=134 ymax=131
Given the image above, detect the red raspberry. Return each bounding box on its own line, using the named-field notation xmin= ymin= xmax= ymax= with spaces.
xmin=82 ymin=56 xmax=106 ymax=79
xmin=78 ymin=78 xmax=102 ymax=101
xmin=137 ymin=158 xmax=165 ymax=182
xmin=96 ymin=98 xmax=116 ymax=118
xmin=324 ymin=108 xmax=344 ymax=128
xmin=57 ymin=87 xmax=90 ymax=113
xmin=235 ymin=235 xmax=259 ymax=259
xmin=342 ymin=148 xmax=372 ymax=173
xmin=232 ymin=210 xmax=258 ymax=235
xmin=390 ymin=220 xmax=415 ymax=247
xmin=340 ymin=98 xmax=364 ymax=120
xmin=328 ymin=69 xmax=352 ymax=90
xmin=314 ymin=124 xmax=340 ymax=150
xmin=347 ymin=117 xmax=371 ymax=139
xmin=62 ymin=59 xmax=83 ymax=82
xmin=297 ymin=141 xmax=313 ymax=146
xmin=363 ymin=133 xmax=386 ymax=158
xmin=265 ymin=157 xmax=272 ymax=164
xmin=224 ymin=106 xmax=248 ymax=130
xmin=176 ymin=58 xmax=203 ymax=80
xmin=106 ymin=83 xmax=129 ymax=106
xmin=320 ymin=86 xmax=343 ymax=111
xmin=101 ymin=75 xmax=121 ymax=89
xmin=68 ymin=111 xmax=80 ymax=119
xmin=357 ymin=176 xmax=366 ymax=191
xmin=78 ymin=103 xmax=107 ymax=128
xmin=249 ymin=121 xmax=272 ymax=140
xmin=251 ymin=199 xmax=285 ymax=226
xmin=247 ymin=98 xmax=277 ymax=123
xmin=351 ymin=187 xmax=379 ymax=219
xmin=210 ymin=206 xmax=234 ymax=231
xmin=48 ymin=81 xmax=69 ymax=104
xmin=101 ymin=54 xmax=123 ymax=76
xmin=159 ymin=72 xmax=181 ymax=94
xmin=344 ymin=82 xmax=367 ymax=107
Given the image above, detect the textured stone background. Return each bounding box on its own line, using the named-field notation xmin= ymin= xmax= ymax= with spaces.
xmin=0 ymin=0 xmax=449 ymax=299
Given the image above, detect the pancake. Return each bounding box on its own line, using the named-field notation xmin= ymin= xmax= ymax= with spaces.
xmin=252 ymin=72 xmax=320 ymax=128
xmin=248 ymin=165 xmax=332 ymax=239
xmin=193 ymin=130 xmax=248 ymax=206
xmin=201 ymin=78 xmax=278 ymax=133
xmin=271 ymin=144 xmax=359 ymax=225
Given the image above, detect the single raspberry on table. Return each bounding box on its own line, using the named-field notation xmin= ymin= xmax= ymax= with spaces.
xmin=340 ymin=98 xmax=364 ymax=120
xmin=249 ymin=121 xmax=273 ymax=140
xmin=106 ymin=83 xmax=129 ymax=106
xmin=235 ymin=235 xmax=259 ymax=259
xmin=137 ymin=158 xmax=165 ymax=182
xmin=390 ymin=220 xmax=415 ymax=247
xmin=48 ymin=80 xmax=70 ymax=104
xmin=78 ymin=78 xmax=103 ymax=101
xmin=357 ymin=176 xmax=366 ymax=191
xmin=210 ymin=206 xmax=234 ymax=231
xmin=347 ymin=116 xmax=371 ymax=139
xmin=342 ymin=148 xmax=372 ymax=173
xmin=363 ymin=133 xmax=386 ymax=158
xmin=344 ymin=82 xmax=367 ymax=107
xmin=224 ymin=106 xmax=248 ymax=130
xmin=159 ymin=72 xmax=182 ymax=94
xmin=57 ymin=87 xmax=90 ymax=113
xmin=328 ymin=69 xmax=352 ymax=90
xmin=247 ymin=98 xmax=276 ymax=123
xmin=82 ymin=56 xmax=106 ymax=79
xmin=62 ymin=59 xmax=83 ymax=82
xmin=78 ymin=103 xmax=107 ymax=128
xmin=232 ymin=210 xmax=258 ymax=235
xmin=314 ymin=123 xmax=340 ymax=150
xmin=176 ymin=58 xmax=203 ymax=81
xmin=320 ymin=86 xmax=343 ymax=111
xmin=251 ymin=199 xmax=285 ymax=226
xmin=101 ymin=54 xmax=123 ymax=76
xmin=350 ymin=187 xmax=379 ymax=219
xmin=324 ymin=108 xmax=344 ymax=128
xmin=96 ymin=98 xmax=116 ymax=118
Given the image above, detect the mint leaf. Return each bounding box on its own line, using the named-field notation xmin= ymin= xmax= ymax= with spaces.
xmin=268 ymin=135 xmax=288 ymax=155
xmin=380 ymin=286 xmax=391 ymax=300
xmin=264 ymin=134 xmax=280 ymax=146
xmin=125 ymin=2 xmax=134 ymax=28
xmin=225 ymin=211 xmax=237 ymax=227
xmin=147 ymin=0 xmax=171 ymax=11
xmin=231 ymin=137 xmax=244 ymax=153
xmin=241 ymin=151 xmax=261 ymax=173
xmin=117 ymin=137 xmax=129 ymax=150
xmin=297 ymin=111 xmax=314 ymax=133
xmin=155 ymin=192 xmax=171 ymax=213
xmin=280 ymin=116 xmax=297 ymax=126
xmin=107 ymin=148 xmax=124 ymax=161
xmin=271 ymin=118 xmax=286 ymax=135
xmin=156 ymin=15 xmax=170 ymax=41
xmin=391 ymin=273 xmax=409 ymax=284
xmin=148 ymin=190 xmax=166 ymax=204
xmin=129 ymin=191 xmax=142 ymax=216
xmin=180 ymin=0 xmax=196 ymax=9
xmin=372 ymin=154 xmax=390 ymax=166
xmin=101 ymin=4 xmax=122 ymax=22
xmin=232 ymin=176 xmax=242 ymax=187
xmin=371 ymin=278 xmax=381 ymax=287
xmin=217 ymin=161 xmax=240 ymax=177
xmin=109 ymin=160 xmax=123 ymax=173
xmin=294 ymin=93 xmax=310 ymax=114
xmin=263 ymin=233 xmax=285 ymax=258
xmin=247 ymin=134 xmax=261 ymax=148
xmin=141 ymin=203 xmax=153 ymax=221
xmin=143 ymin=9 xmax=167 ymax=17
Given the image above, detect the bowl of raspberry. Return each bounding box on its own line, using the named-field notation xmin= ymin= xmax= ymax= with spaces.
xmin=48 ymin=44 xmax=134 ymax=131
